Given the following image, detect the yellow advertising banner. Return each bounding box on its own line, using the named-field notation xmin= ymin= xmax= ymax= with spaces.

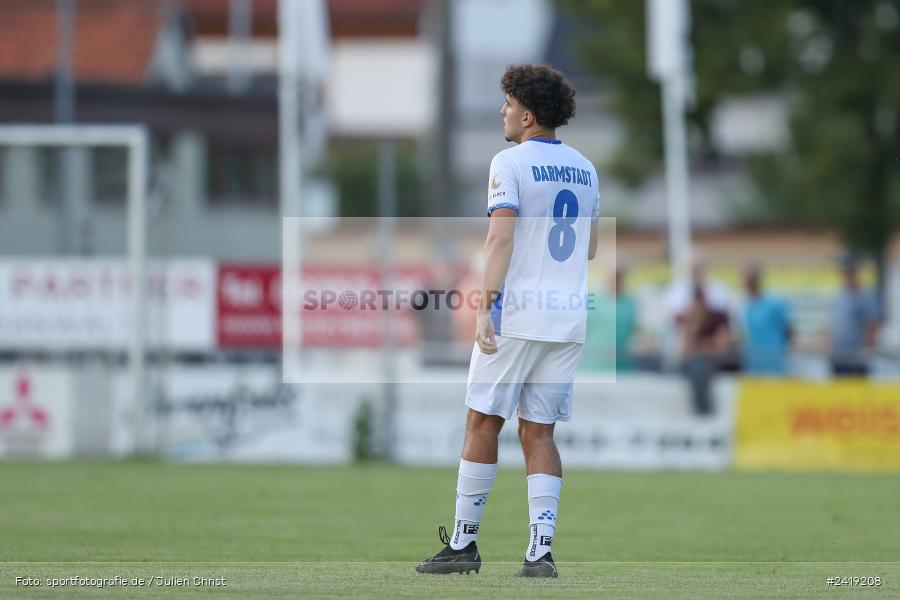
xmin=735 ymin=379 xmax=900 ymax=472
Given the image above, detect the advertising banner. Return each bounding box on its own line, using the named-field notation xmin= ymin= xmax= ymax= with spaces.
xmin=111 ymin=366 xmax=370 ymax=462
xmin=735 ymin=379 xmax=900 ymax=471
xmin=216 ymin=264 xmax=281 ymax=348
xmin=217 ymin=263 xmax=429 ymax=348
xmin=0 ymin=366 xmax=74 ymax=458
xmin=0 ymin=259 xmax=215 ymax=352
xmin=394 ymin=375 xmax=735 ymax=470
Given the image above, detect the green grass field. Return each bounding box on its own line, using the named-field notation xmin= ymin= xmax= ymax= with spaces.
xmin=1 ymin=461 xmax=898 ymax=599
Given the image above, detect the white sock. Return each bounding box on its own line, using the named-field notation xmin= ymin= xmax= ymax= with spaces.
xmin=449 ymin=459 xmax=497 ymax=550
xmin=525 ymin=473 xmax=561 ymax=561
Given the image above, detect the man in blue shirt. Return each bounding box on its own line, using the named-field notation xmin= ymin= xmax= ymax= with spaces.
xmin=830 ymin=253 xmax=881 ymax=376
xmin=742 ymin=265 xmax=792 ymax=375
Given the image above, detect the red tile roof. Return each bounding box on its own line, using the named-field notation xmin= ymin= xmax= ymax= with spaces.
xmin=0 ymin=0 xmax=164 ymax=84
xmin=186 ymin=0 xmax=278 ymax=36
xmin=185 ymin=0 xmax=425 ymax=38
xmin=328 ymin=0 xmax=425 ymax=37
xmin=0 ymin=0 xmax=427 ymax=85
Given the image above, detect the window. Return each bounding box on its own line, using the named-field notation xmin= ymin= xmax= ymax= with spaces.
xmin=0 ymin=148 xmax=6 ymax=205
xmin=207 ymin=142 xmax=277 ymax=208
xmin=38 ymin=147 xmax=62 ymax=206
xmin=92 ymin=147 xmax=128 ymax=205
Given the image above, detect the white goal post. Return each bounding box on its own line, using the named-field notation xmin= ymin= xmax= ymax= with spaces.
xmin=0 ymin=124 xmax=149 ymax=455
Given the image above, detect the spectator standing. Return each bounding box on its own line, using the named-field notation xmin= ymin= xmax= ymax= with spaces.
xmin=584 ymin=265 xmax=637 ymax=372
xmin=742 ymin=265 xmax=792 ymax=375
xmin=830 ymin=253 xmax=881 ymax=376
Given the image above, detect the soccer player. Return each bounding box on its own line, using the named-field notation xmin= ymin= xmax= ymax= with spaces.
xmin=415 ymin=64 xmax=600 ymax=578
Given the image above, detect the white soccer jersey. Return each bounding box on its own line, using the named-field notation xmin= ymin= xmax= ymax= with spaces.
xmin=486 ymin=137 xmax=600 ymax=343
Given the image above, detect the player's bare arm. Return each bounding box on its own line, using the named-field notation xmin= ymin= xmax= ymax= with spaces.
xmin=588 ymin=218 xmax=599 ymax=260
xmin=476 ymin=209 xmax=517 ymax=355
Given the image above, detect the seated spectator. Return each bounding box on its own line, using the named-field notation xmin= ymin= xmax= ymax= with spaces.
xmin=742 ymin=264 xmax=792 ymax=375
xmin=663 ymin=254 xmax=732 ymax=369
xmin=679 ymin=286 xmax=731 ymax=415
xmin=664 ymin=254 xmax=731 ymax=317
xmin=830 ymin=253 xmax=881 ymax=376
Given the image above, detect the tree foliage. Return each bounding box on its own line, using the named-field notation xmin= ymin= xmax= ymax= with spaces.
xmin=321 ymin=141 xmax=425 ymax=218
xmin=566 ymin=0 xmax=900 ymax=275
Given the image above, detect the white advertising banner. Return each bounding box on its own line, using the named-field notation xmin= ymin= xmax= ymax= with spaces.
xmin=0 ymin=366 xmax=75 ymax=458
xmin=0 ymin=259 xmax=215 ymax=352
xmin=112 ymin=366 xmax=369 ymax=463
xmin=395 ymin=374 xmax=736 ymax=471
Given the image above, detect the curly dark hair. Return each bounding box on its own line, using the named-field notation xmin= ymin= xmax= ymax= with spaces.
xmin=500 ymin=64 xmax=576 ymax=129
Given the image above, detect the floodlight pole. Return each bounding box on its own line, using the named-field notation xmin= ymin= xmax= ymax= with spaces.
xmin=279 ymin=0 xmax=304 ymax=373
xmin=54 ymin=0 xmax=76 ymax=255
xmin=647 ymin=0 xmax=694 ymax=284
xmin=661 ymin=75 xmax=692 ymax=284
xmin=279 ymin=0 xmax=329 ymax=381
xmin=126 ymin=130 xmax=149 ymax=455
xmin=426 ymin=0 xmax=456 ymax=262
xmin=377 ymin=139 xmax=398 ymax=459
xmin=227 ymin=0 xmax=253 ymax=94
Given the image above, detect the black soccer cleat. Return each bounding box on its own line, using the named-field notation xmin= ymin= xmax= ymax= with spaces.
xmin=415 ymin=526 xmax=481 ymax=575
xmin=514 ymin=552 xmax=558 ymax=578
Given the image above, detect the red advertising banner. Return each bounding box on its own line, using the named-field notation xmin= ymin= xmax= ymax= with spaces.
xmin=216 ymin=264 xmax=281 ymax=348
xmin=216 ymin=264 xmax=430 ymax=348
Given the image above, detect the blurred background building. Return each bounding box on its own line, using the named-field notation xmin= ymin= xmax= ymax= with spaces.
xmin=1 ymin=0 xmax=803 ymax=257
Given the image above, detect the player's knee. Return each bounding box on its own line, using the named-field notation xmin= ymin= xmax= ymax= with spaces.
xmin=466 ymin=410 xmax=504 ymax=436
xmin=518 ymin=419 xmax=554 ymax=445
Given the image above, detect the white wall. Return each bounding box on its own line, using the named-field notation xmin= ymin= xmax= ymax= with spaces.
xmin=327 ymin=39 xmax=437 ymax=137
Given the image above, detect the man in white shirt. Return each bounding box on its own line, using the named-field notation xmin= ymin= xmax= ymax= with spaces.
xmin=416 ymin=64 xmax=600 ymax=579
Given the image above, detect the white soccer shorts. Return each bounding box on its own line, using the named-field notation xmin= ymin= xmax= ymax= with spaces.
xmin=465 ymin=335 xmax=584 ymax=424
